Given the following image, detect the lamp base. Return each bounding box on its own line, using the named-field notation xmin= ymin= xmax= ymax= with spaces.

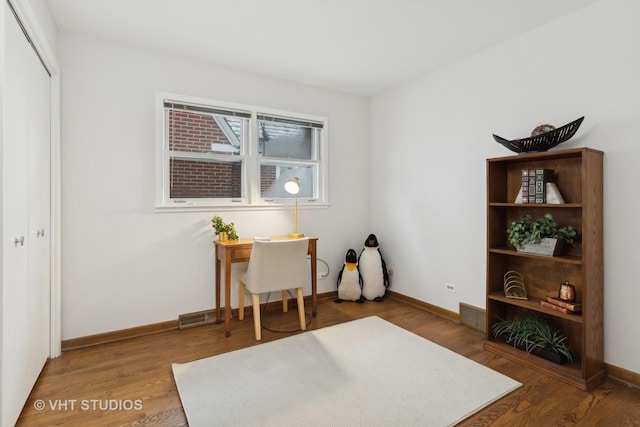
xmin=288 ymin=233 xmax=305 ymax=238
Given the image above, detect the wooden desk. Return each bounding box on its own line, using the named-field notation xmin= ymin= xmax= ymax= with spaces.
xmin=214 ymin=236 xmax=318 ymax=337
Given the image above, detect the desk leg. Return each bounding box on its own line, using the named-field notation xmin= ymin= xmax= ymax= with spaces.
xmin=310 ymin=240 xmax=317 ymax=317
xmin=224 ymin=256 xmax=232 ymax=337
xmin=215 ymin=257 xmax=222 ymax=325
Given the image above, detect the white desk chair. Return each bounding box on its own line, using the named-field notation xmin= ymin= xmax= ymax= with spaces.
xmin=238 ymin=238 xmax=309 ymax=340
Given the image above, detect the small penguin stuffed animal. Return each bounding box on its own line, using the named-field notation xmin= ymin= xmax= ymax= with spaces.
xmin=335 ymin=249 xmax=364 ymax=303
xmin=359 ymin=234 xmax=389 ymax=302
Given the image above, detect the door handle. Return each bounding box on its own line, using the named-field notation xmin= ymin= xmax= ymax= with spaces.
xmin=14 ymin=236 xmax=25 ymax=247
xmin=37 ymin=229 xmax=45 ymax=238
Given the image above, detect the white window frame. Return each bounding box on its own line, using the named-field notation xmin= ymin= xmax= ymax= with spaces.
xmin=155 ymin=92 xmax=329 ymax=211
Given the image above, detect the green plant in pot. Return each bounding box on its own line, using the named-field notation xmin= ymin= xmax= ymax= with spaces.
xmin=211 ymin=215 xmax=238 ymax=241
xmin=507 ymin=213 xmax=579 ymax=256
xmin=493 ymin=314 xmax=573 ymax=364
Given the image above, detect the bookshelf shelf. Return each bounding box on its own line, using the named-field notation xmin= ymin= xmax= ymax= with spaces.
xmin=488 ymin=248 xmax=583 ymax=265
xmin=485 ymin=147 xmax=605 ymax=391
xmin=487 ymin=292 xmax=583 ymax=324
xmin=483 ymin=340 xmax=585 ymax=388
xmin=489 ymin=202 xmax=582 ymax=208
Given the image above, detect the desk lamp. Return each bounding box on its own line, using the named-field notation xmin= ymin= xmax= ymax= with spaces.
xmin=285 ymin=177 xmax=304 ymax=238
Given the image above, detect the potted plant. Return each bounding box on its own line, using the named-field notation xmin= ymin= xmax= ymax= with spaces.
xmin=507 ymin=213 xmax=579 ymax=256
xmin=492 ymin=314 xmax=573 ymax=364
xmin=211 ymin=215 xmax=238 ymax=241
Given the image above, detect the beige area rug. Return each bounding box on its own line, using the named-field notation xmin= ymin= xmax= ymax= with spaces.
xmin=172 ymin=316 xmax=520 ymax=426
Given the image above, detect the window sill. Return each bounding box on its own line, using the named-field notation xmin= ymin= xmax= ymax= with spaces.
xmin=154 ymin=202 xmax=330 ymax=213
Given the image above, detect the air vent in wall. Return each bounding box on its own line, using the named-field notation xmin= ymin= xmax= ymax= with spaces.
xmin=459 ymin=303 xmax=486 ymax=333
xmin=179 ymin=309 xmax=216 ymax=329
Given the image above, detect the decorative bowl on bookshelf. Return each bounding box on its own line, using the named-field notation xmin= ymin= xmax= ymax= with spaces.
xmin=501 ymin=336 xmax=570 ymax=365
xmin=493 ymin=116 xmax=584 ymax=153
xmin=507 ymin=214 xmax=579 ymax=256
xmin=516 ymin=238 xmax=564 ymax=257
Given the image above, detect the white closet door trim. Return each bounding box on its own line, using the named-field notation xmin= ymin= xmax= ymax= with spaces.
xmin=8 ymin=0 xmax=62 ymax=358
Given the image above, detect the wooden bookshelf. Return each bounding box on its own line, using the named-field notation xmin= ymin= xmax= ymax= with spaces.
xmin=484 ymin=147 xmax=605 ymax=391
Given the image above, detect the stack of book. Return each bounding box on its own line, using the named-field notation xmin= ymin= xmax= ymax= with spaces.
xmin=541 ymin=296 xmax=582 ymax=314
xmin=521 ymin=168 xmax=555 ymax=203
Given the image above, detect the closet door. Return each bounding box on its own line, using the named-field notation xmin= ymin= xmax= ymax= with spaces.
xmin=1 ymin=5 xmax=51 ymax=426
xmin=26 ymin=13 xmax=52 ymax=391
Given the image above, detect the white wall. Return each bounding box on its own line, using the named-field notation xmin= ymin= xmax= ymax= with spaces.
xmin=25 ymin=0 xmax=58 ymax=59
xmin=59 ymin=32 xmax=371 ymax=339
xmin=371 ymin=0 xmax=640 ymax=374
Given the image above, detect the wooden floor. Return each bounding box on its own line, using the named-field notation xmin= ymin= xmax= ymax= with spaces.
xmin=18 ymin=296 xmax=640 ymax=426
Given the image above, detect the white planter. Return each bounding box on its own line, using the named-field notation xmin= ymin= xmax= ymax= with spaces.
xmin=517 ymin=238 xmax=563 ymax=256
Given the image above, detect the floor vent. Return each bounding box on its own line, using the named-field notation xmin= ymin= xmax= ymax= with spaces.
xmin=178 ymin=309 xmax=216 ymax=329
xmin=459 ymin=303 xmax=486 ymax=333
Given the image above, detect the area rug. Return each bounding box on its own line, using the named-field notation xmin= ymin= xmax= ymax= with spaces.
xmin=172 ymin=316 xmax=520 ymax=426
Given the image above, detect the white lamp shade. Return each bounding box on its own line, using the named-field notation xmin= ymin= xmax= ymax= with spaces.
xmin=285 ymin=177 xmax=300 ymax=195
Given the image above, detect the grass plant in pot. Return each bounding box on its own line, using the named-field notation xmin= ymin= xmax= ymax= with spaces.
xmin=492 ymin=314 xmax=573 ymax=364
xmin=507 ymin=213 xmax=579 ymax=256
xmin=211 ymin=215 xmax=238 ymax=242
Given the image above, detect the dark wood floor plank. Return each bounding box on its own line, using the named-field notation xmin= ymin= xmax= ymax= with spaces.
xmin=17 ymin=296 xmax=640 ymax=426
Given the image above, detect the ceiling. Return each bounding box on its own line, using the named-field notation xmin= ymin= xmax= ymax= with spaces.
xmin=47 ymin=0 xmax=600 ymax=97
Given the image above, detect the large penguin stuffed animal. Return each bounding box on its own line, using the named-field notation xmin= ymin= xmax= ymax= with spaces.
xmin=335 ymin=249 xmax=364 ymax=303
xmin=359 ymin=234 xmax=389 ymax=302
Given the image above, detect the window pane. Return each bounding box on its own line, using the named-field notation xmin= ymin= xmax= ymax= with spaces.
xmin=257 ymin=119 xmax=319 ymax=161
xmin=260 ymin=164 xmax=315 ymax=199
xmin=168 ymin=109 xmax=243 ymax=155
xmin=170 ymin=158 xmax=242 ymax=199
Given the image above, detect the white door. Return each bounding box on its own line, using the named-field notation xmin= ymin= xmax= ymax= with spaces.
xmin=26 ymin=9 xmax=52 ymax=393
xmin=2 ymin=5 xmax=51 ymax=426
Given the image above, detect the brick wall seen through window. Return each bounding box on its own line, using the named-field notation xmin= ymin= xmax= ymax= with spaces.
xmin=168 ymin=110 xmax=277 ymax=199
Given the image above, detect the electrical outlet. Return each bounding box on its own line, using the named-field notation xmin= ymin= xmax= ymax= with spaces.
xmin=445 ymin=282 xmax=456 ymax=293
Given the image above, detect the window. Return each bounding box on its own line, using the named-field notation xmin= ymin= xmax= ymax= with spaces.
xmin=257 ymin=114 xmax=322 ymax=200
xmin=157 ymin=94 xmax=328 ymax=210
